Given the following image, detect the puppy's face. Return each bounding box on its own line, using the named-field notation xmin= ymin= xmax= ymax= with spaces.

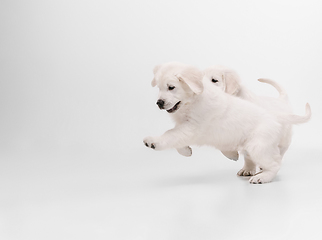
xmin=203 ymin=66 xmax=241 ymax=95
xmin=154 ymin=75 xmax=189 ymax=113
xmin=152 ymin=62 xmax=203 ymax=113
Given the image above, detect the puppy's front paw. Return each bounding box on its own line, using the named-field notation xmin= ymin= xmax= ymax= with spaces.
xmin=221 ymin=151 xmax=239 ymax=161
xmin=177 ymin=146 xmax=192 ymax=157
xmin=143 ymin=136 xmax=160 ymax=150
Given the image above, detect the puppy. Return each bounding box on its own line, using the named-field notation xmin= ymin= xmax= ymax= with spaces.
xmin=143 ymin=62 xmax=311 ymax=184
xmin=175 ymin=66 xmax=293 ymax=159
xmin=202 ymin=66 xmax=311 ymax=176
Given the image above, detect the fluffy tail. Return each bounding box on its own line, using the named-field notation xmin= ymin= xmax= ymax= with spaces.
xmin=281 ymin=103 xmax=312 ymax=124
xmin=258 ymin=78 xmax=288 ymax=100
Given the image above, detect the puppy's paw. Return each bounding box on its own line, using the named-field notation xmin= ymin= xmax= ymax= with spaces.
xmin=177 ymin=146 xmax=192 ymax=157
xmin=143 ymin=136 xmax=161 ymax=150
xmin=249 ymin=172 xmax=274 ymax=184
xmin=237 ymin=168 xmax=257 ymax=177
xmin=221 ymin=151 xmax=239 ymax=161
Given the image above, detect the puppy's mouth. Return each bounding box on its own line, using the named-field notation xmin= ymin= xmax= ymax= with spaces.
xmin=166 ymin=101 xmax=181 ymax=113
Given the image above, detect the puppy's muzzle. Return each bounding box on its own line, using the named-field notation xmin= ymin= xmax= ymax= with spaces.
xmin=156 ymin=99 xmax=165 ymax=109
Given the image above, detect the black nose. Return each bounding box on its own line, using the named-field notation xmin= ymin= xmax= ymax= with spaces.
xmin=156 ymin=99 xmax=165 ymax=109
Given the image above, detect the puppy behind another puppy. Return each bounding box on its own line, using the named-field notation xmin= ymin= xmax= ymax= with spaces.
xmin=144 ymin=62 xmax=311 ymax=184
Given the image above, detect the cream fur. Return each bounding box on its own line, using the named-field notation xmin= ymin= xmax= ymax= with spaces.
xmin=201 ymin=65 xmax=311 ymax=177
xmin=144 ymin=62 xmax=311 ymax=184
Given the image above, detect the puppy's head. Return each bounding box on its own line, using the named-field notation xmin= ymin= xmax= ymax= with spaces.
xmin=151 ymin=62 xmax=203 ymax=113
xmin=203 ymin=65 xmax=241 ymax=95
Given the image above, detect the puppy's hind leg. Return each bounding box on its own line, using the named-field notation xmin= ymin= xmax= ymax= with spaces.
xmin=248 ymin=148 xmax=282 ymax=184
xmin=177 ymin=146 xmax=192 ymax=157
xmin=237 ymin=151 xmax=257 ymax=176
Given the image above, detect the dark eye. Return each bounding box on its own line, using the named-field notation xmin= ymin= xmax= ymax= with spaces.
xmin=212 ymin=79 xmax=218 ymax=83
xmin=168 ymin=86 xmax=175 ymax=90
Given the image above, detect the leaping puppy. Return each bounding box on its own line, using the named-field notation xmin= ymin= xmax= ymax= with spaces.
xmin=144 ymin=62 xmax=311 ymax=184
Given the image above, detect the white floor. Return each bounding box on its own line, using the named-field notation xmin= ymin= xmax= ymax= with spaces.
xmin=1 ymin=146 xmax=321 ymax=240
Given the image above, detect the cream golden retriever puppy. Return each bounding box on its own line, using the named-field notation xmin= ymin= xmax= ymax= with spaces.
xmin=143 ymin=62 xmax=311 ymax=184
xmin=181 ymin=65 xmax=311 ymax=176
xmin=201 ymin=65 xmax=306 ymax=176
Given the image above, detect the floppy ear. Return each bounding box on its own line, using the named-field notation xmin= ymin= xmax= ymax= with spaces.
xmin=176 ymin=66 xmax=203 ymax=94
xmin=151 ymin=64 xmax=161 ymax=87
xmin=222 ymin=70 xmax=241 ymax=95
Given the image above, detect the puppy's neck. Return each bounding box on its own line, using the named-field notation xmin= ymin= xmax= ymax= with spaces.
xmin=237 ymin=86 xmax=257 ymax=101
xmin=169 ymin=94 xmax=203 ymax=124
xmin=170 ymin=101 xmax=191 ymax=124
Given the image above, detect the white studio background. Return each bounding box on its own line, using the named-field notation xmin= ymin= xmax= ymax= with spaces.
xmin=0 ymin=1 xmax=321 ymax=240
